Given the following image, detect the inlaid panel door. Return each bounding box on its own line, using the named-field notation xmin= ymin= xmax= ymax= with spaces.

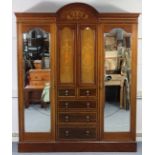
xmin=57 ymin=24 xmax=98 ymax=97
xmin=77 ymin=24 xmax=98 ymax=140
xmin=57 ymin=25 xmax=76 ymax=97
xmin=78 ymin=25 xmax=97 ymax=98
xmin=57 ymin=24 xmax=98 ymax=140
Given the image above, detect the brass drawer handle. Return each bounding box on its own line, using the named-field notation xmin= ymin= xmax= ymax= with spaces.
xmin=64 ymin=115 xmax=69 ymax=122
xmin=65 ymin=130 xmax=69 ymax=137
xmin=86 ymin=102 xmax=90 ymax=108
xmin=86 ymin=115 xmax=90 ymax=121
xmin=65 ymin=90 xmax=69 ymax=96
xmin=86 ymin=90 xmax=90 ymax=96
xmin=85 ymin=130 xmax=90 ymax=136
xmin=65 ymin=102 xmax=69 ymax=108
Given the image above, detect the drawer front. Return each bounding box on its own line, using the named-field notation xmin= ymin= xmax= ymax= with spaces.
xmin=79 ymin=89 xmax=96 ymax=96
xmin=58 ymin=89 xmax=75 ymax=96
xmin=59 ymin=101 xmax=96 ymax=110
xmin=30 ymin=73 xmax=50 ymax=81
xmin=29 ymin=81 xmax=48 ymax=87
xmin=58 ymin=127 xmax=96 ymax=140
xmin=59 ymin=113 xmax=96 ymax=123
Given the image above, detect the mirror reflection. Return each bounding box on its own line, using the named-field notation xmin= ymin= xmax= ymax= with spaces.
xmin=23 ymin=28 xmax=51 ymax=132
xmin=104 ymin=28 xmax=131 ymax=132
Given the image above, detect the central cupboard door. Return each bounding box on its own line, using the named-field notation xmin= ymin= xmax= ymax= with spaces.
xmin=57 ymin=24 xmax=98 ymax=140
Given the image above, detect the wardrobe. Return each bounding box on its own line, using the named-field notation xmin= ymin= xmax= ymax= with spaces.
xmin=15 ymin=3 xmax=139 ymax=152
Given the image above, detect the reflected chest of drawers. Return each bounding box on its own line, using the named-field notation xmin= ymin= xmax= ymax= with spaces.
xmin=29 ymin=69 xmax=50 ymax=87
xmin=24 ymin=69 xmax=50 ymax=107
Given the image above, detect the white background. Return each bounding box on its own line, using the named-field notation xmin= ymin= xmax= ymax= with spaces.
xmin=2 ymin=0 xmax=148 ymax=154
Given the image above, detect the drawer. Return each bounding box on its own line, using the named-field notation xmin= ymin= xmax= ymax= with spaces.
xmin=59 ymin=113 xmax=96 ymax=123
xmin=79 ymin=89 xmax=96 ymax=96
xmin=58 ymin=127 xmax=96 ymax=140
xmin=29 ymin=81 xmax=49 ymax=87
xmin=29 ymin=72 xmax=50 ymax=81
xmin=29 ymin=69 xmax=50 ymax=80
xmin=59 ymin=101 xmax=96 ymax=110
xmin=58 ymin=89 xmax=75 ymax=96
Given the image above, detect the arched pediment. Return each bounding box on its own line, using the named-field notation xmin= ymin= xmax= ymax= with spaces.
xmin=57 ymin=3 xmax=98 ymax=22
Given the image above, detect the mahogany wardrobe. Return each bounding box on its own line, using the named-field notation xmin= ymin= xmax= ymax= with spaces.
xmin=15 ymin=3 xmax=139 ymax=152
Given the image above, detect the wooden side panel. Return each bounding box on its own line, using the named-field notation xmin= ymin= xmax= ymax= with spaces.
xmin=59 ymin=27 xmax=75 ymax=83
xmin=80 ymin=27 xmax=95 ymax=84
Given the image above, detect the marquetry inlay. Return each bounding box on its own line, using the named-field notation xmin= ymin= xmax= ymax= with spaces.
xmin=60 ymin=27 xmax=74 ymax=83
xmin=81 ymin=27 xmax=95 ymax=83
xmin=67 ymin=10 xmax=88 ymax=20
xmin=61 ymin=10 xmax=88 ymax=20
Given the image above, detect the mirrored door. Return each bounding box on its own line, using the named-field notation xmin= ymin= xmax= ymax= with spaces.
xmin=103 ymin=28 xmax=131 ymax=132
xmin=22 ymin=28 xmax=51 ymax=132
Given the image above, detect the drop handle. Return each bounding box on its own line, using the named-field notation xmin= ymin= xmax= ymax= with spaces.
xmin=85 ymin=130 xmax=90 ymax=136
xmin=65 ymin=102 xmax=69 ymax=108
xmin=64 ymin=90 xmax=69 ymax=96
xmin=86 ymin=115 xmax=90 ymax=121
xmin=65 ymin=130 xmax=69 ymax=137
xmin=64 ymin=115 xmax=69 ymax=122
xmin=86 ymin=102 xmax=90 ymax=108
xmin=86 ymin=90 xmax=90 ymax=96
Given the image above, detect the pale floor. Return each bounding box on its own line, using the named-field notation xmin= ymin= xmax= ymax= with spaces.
xmin=12 ymin=142 xmax=142 ymax=155
xmin=25 ymin=103 xmax=50 ymax=132
xmin=25 ymin=102 xmax=130 ymax=132
xmin=104 ymin=102 xmax=130 ymax=131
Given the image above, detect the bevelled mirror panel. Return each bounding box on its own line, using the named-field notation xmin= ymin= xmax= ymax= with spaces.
xmin=104 ymin=28 xmax=131 ymax=132
xmin=23 ymin=28 xmax=51 ymax=132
